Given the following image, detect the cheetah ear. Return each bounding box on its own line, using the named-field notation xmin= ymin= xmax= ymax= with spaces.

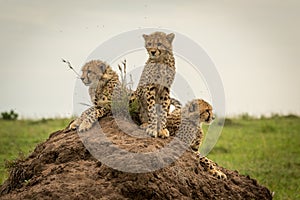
xmin=143 ymin=34 xmax=149 ymax=41
xmin=166 ymin=33 xmax=175 ymax=43
xmin=189 ymin=101 xmax=197 ymax=112
xmin=98 ymin=64 xmax=106 ymax=73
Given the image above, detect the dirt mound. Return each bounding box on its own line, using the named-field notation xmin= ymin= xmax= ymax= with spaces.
xmin=0 ymin=116 xmax=272 ymax=200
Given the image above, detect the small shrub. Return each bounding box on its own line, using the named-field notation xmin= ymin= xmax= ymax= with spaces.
xmin=1 ymin=110 xmax=18 ymax=120
xmin=224 ymin=118 xmax=235 ymax=126
xmin=239 ymin=113 xmax=254 ymax=120
xmin=270 ymin=113 xmax=280 ymax=119
xmin=260 ymin=115 xmax=267 ymax=120
xmin=284 ymin=114 xmax=299 ymax=119
xmin=260 ymin=124 xmax=277 ymax=133
xmin=224 ymin=118 xmax=242 ymax=127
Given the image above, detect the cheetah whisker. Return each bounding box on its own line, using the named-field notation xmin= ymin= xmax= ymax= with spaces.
xmin=79 ymin=102 xmax=93 ymax=107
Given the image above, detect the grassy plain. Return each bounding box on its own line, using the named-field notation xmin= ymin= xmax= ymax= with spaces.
xmin=209 ymin=115 xmax=300 ymax=200
xmin=0 ymin=116 xmax=299 ymax=199
xmin=0 ymin=118 xmax=70 ymax=184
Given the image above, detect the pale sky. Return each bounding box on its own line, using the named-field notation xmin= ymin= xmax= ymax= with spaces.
xmin=0 ymin=0 xmax=299 ymax=118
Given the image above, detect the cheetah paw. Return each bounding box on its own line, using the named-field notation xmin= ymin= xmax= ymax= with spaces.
xmin=63 ymin=119 xmax=79 ymax=132
xmin=199 ymin=156 xmax=227 ymax=180
xmin=69 ymin=120 xmax=79 ymax=130
xmin=210 ymin=169 xmax=227 ymax=180
xmin=158 ymin=128 xmax=169 ymax=138
xmin=140 ymin=123 xmax=148 ymax=130
xmin=146 ymin=128 xmax=158 ymax=138
xmin=78 ymin=121 xmax=93 ymax=133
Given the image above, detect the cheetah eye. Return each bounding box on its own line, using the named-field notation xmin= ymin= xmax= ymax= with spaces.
xmin=157 ymin=42 xmax=162 ymax=46
xmin=147 ymin=42 xmax=152 ymax=46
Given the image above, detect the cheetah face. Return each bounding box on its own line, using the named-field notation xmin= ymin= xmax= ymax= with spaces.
xmin=143 ymin=32 xmax=175 ymax=61
xmin=200 ymin=107 xmax=215 ymax=124
xmin=81 ymin=60 xmax=107 ymax=86
xmin=185 ymin=99 xmax=215 ymax=126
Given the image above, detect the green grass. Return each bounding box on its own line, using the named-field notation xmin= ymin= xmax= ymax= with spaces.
xmin=0 ymin=116 xmax=299 ymax=199
xmin=208 ymin=116 xmax=300 ymax=200
xmin=0 ymin=118 xmax=71 ymax=184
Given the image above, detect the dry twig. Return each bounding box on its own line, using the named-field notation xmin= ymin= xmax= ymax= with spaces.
xmin=62 ymin=58 xmax=80 ymax=78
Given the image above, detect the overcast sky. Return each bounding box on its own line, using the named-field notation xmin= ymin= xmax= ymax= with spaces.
xmin=0 ymin=0 xmax=299 ymax=118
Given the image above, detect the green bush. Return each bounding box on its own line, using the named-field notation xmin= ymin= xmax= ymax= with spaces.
xmin=1 ymin=110 xmax=18 ymax=120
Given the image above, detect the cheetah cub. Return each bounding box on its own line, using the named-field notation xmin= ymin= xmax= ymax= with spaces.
xmin=67 ymin=60 xmax=120 ymax=132
xmin=167 ymin=99 xmax=227 ymax=180
xmin=134 ymin=31 xmax=176 ymax=138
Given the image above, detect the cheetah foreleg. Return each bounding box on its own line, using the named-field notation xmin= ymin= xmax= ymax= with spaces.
xmin=67 ymin=106 xmax=108 ymax=133
xmin=145 ymin=86 xmax=158 ymax=137
xmin=157 ymin=88 xmax=170 ymax=138
xmin=198 ymin=154 xmax=227 ymax=180
xmin=78 ymin=106 xmax=108 ymax=132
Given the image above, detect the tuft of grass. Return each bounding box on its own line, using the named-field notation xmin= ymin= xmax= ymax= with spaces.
xmin=111 ymin=59 xmax=135 ymax=120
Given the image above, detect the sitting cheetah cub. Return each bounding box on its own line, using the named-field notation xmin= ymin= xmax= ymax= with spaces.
xmin=134 ymin=31 xmax=176 ymax=138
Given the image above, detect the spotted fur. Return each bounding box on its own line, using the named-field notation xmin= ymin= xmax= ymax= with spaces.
xmin=133 ymin=31 xmax=176 ymax=138
xmin=65 ymin=59 xmax=226 ymax=180
xmin=167 ymin=99 xmax=227 ymax=180
xmin=67 ymin=60 xmax=120 ymax=132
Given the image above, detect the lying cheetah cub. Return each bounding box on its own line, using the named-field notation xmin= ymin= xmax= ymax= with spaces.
xmin=67 ymin=60 xmax=120 ymax=132
xmin=167 ymin=99 xmax=227 ymax=180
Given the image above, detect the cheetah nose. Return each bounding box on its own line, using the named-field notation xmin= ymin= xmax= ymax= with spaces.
xmin=80 ymin=77 xmax=84 ymax=81
xmin=150 ymin=50 xmax=156 ymax=56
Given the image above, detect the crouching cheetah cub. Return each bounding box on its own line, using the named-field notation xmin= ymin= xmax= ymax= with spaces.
xmin=167 ymin=99 xmax=227 ymax=180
